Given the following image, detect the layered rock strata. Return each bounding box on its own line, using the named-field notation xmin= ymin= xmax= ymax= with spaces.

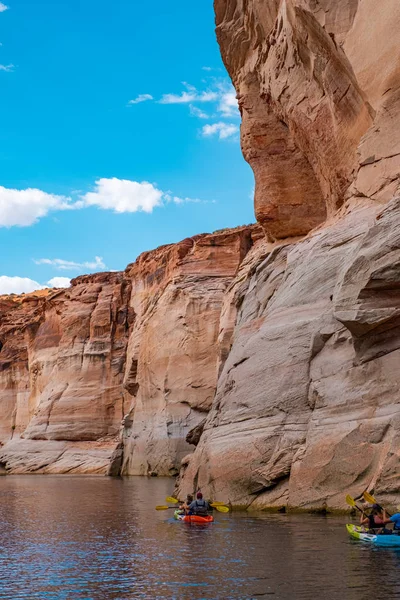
xmin=120 ymin=226 xmax=261 ymax=476
xmin=0 ymin=273 xmax=132 ymax=473
xmin=215 ymin=0 xmax=400 ymax=239
xmin=177 ymin=198 xmax=400 ymax=509
xmin=0 ymin=227 xmax=259 ymax=475
xmin=175 ymin=0 xmax=400 ymax=509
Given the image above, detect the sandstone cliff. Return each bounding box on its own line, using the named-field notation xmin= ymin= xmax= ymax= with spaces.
xmin=0 ymin=227 xmax=259 ymax=475
xmin=0 ymin=273 xmax=132 ymax=473
xmin=175 ymin=0 xmax=400 ymax=509
xmin=1 ymin=0 xmax=399 ymax=513
xmin=214 ymin=0 xmax=400 ymax=239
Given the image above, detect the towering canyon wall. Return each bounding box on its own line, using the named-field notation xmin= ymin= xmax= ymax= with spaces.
xmin=176 ymin=0 xmax=400 ymax=509
xmin=0 ymin=0 xmax=399 ymax=512
xmin=0 ymin=227 xmax=259 ymax=475
xmin=0 ymin=273 xmax=132 ymax=473
xmin=214 ymin=0 xmax=400 ymax=239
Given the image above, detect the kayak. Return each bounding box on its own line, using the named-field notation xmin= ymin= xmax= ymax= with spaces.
xmin=346 ymin=524 xmax=400 ymax=547
xmin=174 ymin=510 xmax=214 ymax=524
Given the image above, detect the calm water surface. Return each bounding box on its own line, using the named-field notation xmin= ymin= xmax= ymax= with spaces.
xmin=0 ymin=476 xmax=398 ymax=599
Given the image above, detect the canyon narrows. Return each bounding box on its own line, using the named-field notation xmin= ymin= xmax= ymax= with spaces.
xmin=1 ymin=0 xmax=400 ymax=510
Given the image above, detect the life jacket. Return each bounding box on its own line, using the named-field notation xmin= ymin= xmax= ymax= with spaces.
xmin=368 ymin=515 xmax=382 ymax=529
xmin=193 ymin=499 xmax=208 ymax=515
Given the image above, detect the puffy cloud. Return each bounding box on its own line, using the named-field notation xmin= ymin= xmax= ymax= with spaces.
xmin=0 ymin=276 xmax=44 ymax=295
xmin=0 ymin=178 xmax=208 ymax=228
xmin=218 ymin=90 xmax=239 ymax=117
xmin=189 ymin=105 xmax=209 ymax=119
xmin=81 ymin=178 xmax=164 ymax=214
xmin=0 ymin=64 xmax=14 ymax=72
xmin=202 ymin=66 xmax=212 ymax=72
xmin=0 ymin=185 xmax=76 ymax=227
xmin=202 ymin=122 xmax=239 ymax=140
xmin=47 ymin=277 xmax=71 ymax=288
xmin=159 ymin=88 xmax=218 ymax=104
xmin=34 ymin=256 xmax=105 ymax=272
xmin=0 ymin=3 xmax=9 ymax=12
xmin=0 ymin=275 xmax=72 ymax=295
xmin=128 ymin=94 xmax=153 ymax=105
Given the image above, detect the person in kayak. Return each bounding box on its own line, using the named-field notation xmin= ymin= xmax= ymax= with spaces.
xmin=360 ymin=504 xmax=391 ymax=533
xmin=188 ymin=492 xmax=210 ymax=516
xmin=182 ymin=494 xmax=193 ymax=515
xmin=389 ymin=512 xmax=400 ymax=533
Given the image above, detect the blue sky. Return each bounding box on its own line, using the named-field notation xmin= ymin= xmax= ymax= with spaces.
xmin=0 ymin=0 xmax=255 ymax=293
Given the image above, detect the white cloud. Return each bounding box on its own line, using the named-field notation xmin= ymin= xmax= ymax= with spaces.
xmin=0 ymin=64 xmax=14 ymax=72
xmin=157 ymin=80 xmax=239 ymax=127
xmin=34 ymin=256 xmax=106 ymax=272
xmin=159 ymin=89 xmax=218 ymax=105
xmin=189 ymin=105 xmax=209 ymax=119
xmin=202 ymin=66 xmax=212 ymax=72
xmin=0 ymin=275 xmax=72 ymax=295
xmin=128 ymin=94 xmax=153 ymax=105
xmin=0 ymin=178 xmax=209 ymax=228
xmin=218 ymin=90 xmax=239 ymax=117
xmin=202 ymin=122 xmax=239 ymax=140
xmin=47 ymin=277 xmax=71 ymax=288
xmin=81 ymin=178 xmax=163 ymax=214
xmin=0 ymin=186 xmax=77 ymax=227
xmin=0 ymin=3 xmax=8 ymax=12
xmin=0 ymin=276 xmax=44 ymax=295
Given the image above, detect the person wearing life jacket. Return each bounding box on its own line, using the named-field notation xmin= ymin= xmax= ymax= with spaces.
xmin=188 ymin=492 xmax=210 ymax=516
xmin=360 ymin=504 xmax=391 ymax=534
xmin=388 ymin=512 xmax=400 ymax=534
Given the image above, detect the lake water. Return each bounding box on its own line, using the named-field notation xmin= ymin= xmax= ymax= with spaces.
xmin=0 ymin=476 xmax=399 ymax=599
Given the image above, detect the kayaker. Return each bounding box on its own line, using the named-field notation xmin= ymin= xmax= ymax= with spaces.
xmin=389 ymin=512 xmax=400 ymax=533
xmin=182 ymin=494 xmax=193 ymax=515
xmin=188 ymin=492 xmax=210 ymax=516
xmin=360 ymin=504 xmax=391 ymax=533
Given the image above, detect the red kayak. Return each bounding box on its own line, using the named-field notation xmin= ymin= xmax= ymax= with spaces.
xmin=174 ymin=510 xmax=214 ymax=524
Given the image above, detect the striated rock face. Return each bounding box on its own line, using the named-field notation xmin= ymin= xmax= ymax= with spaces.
xmin=120 ymin=226 xmax=261 ymax=476
xmin=215 ymin=0 xmax=400 ymax=239
xmin=0 ymin=274 xmax=132 ymax=473
xmin=0 ymin=226 xmax=260 ymax=475
xmin=175 ymin=0 xmax=400 ymax=511
xmin=177 ymin=198 xmax=400 ymax=509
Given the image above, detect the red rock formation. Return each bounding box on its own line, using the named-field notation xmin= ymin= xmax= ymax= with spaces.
xmin=121 ymin=226 xmax=260 ymax=476
xmin=0 ymin=274 xmax=131 ymax=473
xmin=0 ymin=226 xmax=260 ymax=475
xmin=175 ymin=0 xmax=400 ymax=510
xmin=215 ymin=0 xmax=400 ymax=239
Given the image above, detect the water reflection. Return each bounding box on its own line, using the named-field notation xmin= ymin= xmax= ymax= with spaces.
xmin=0 ymin=476 xmax=398 ymax=599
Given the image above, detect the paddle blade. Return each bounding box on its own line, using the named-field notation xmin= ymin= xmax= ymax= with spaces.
xmin=210 ymin=501 xmax=226 ymax=506
xmin=346 ymin=494 xmax=356 ymax=507
xmin=166 ymin=496 xmax=179 ymax=504
xmin=363 ymin=491 xmax=376 ymax=504
xmin=155 ymin=506 xmax=170 ymax=510
xmin=214 ymin=505 xmax=229 ymax=513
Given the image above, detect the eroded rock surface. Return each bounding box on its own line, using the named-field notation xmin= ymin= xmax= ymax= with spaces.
xmin=0 ymin=226 xmax=260 ymax=475
xmin=0 ymin=273 xmax=131 ymax=473
xmin=215 ymin=0 xmax=400 ymax=239
xmin=120 ymin=226 xmax=261 ymax=476
xmin=177 ymin=198 xmax=400 ymax=509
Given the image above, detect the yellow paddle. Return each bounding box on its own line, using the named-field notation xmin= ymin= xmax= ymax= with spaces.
xmin=213 ymin=505 xmax=229 ymax=513
xmin=165 ymin=496 xmax=229 ymax=510
xmin=345 ymin=494 xmax=367 ymax=516
xmin=363 ymin=491 xmax=392 ymax=516
xmin=163 ymin=496 xmax=230 ymax=512
xmin=156 ymin=505 xmax=175 ymax=510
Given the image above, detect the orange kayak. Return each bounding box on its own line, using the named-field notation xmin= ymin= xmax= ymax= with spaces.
xmin=174 ymin=511 xmax=214 ymax=524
